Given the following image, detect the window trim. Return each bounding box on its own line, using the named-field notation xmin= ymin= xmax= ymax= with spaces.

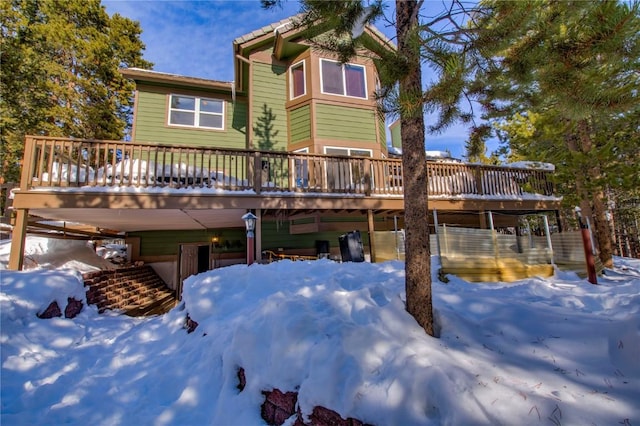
xmin=323 ymin=146 xmax=373 ymax=157
xmin=319 ymin=58 xmax=368 ymax=100
xmin=168 ymin=94 xmax=225 ymax=130
xmin=289 ymin=60 xmax=306 ymax=100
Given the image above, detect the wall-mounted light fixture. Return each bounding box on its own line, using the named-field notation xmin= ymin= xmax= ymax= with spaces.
xmin=242 ymin=212 xmax=258 ymax=265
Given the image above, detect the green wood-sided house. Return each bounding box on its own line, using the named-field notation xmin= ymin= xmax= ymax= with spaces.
xmin=8 ymin=16 xmax=562 ymax=288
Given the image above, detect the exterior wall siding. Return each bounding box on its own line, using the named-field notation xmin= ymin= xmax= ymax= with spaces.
xmin=130 ymin=229 xmax=248 ymax=257
xmin=131 ymin=221 xmax=371 ymax=257
xmin=261 ymin=220 xmax=370 ymax=253
xmin=251 ymin=62 xmax=288 ymax=151
xmin=289 ymin=104 xmax=311 ymax=143
xmin=315 ymin=104 xmax=377 ymax=142
xmin=378 ymin=115 xmax=387 ymax=151
xmin=133 ymin=89 xmax=247 ymax=149
xmin=389 ymin=120 xmax=401 ymax=148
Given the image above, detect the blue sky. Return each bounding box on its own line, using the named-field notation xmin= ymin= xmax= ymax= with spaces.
xmin=103 ymin=0 xmax=482 ymax=158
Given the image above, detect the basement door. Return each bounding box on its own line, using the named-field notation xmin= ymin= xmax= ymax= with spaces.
xmin=178 ymin=243 xmax=210 ymax=299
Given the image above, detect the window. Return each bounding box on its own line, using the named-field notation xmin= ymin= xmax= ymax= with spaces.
xmin=324 ymin=147 xmax=372 ymax=157
xmin=320 ymin=59 xmax=367 ymax=99
xmin=290 ymin=61 xmax=306 ymax=99
xmin=169 ymin=95 xmax=224 ymax=129
xmin=324 ymin=147 xmax=373 ymax=190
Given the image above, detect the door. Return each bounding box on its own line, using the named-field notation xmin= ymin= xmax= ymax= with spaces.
xmin=178 ymin=243 xmax=210 ymax=300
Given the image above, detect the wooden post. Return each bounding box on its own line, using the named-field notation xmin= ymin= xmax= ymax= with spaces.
xmin=247 ymin=234 xmax=255 ymax=265
xmin=367 ymin=209 xmax=376 ymax=262
xmin=488 ymin=210 xmax=499 ymax=261
xmin=253 ymin=152 xmax=262 ymax=195
xmin=8 ymin=209 xmax=28 ymax=270
xmin=576 ymin=208 xmax=597 ymax=284
xmin=581 ymin=224 xmax=598 ymax=284
xmin=8 ymin=136 xmax=37 ymax=270
xmin=542 ymin=214 xmax=554 ymax=266
xmin=442 ymin=223 xmax=449 ymax=256
xmin=255 ymin=209 xmax=262 ymax=263
xmin=433 ymin=209 xmax=441 ymax=258
xmin=363 ymin=158 xmax=372 ymax=196
xmin=479 ymin=209 xmax=488 ymax=229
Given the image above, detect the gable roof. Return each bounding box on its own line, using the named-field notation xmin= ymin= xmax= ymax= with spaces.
xmin=121 ymin=15 xmax=397 ymax=95
xmin=232 ymin=14 xmax=396 ymax=93
xmin=233 ymin=13 xmax=395 ymax=55
xmin=233 ymin=14 xmax=302 ymax=46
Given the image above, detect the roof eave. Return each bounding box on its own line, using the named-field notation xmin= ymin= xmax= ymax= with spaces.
xmin=120 ymin=68 xmax=234 ymax=93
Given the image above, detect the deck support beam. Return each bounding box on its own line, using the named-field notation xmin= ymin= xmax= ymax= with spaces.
xmin=8 ymin=209 xmax=28 ymax=270
xmin=479 ymin=210 xmax=488 ymax=229
xmin=367 ymin=209 xmax=376 ymax=262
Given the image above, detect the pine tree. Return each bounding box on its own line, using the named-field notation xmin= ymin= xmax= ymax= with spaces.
xmin=470 ymin=0 xmax=640 ymax=267
xmin=261 ymin=0 xmax=484 ymax=336
xmin=395 ymin=0 xmax=434 ymax=337
xmin=0 ymin=0 xmax=152 ymax=183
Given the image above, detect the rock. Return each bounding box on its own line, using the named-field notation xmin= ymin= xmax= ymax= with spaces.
xmin=185 ymin=314 xmax=198 ymax=333
xmin=64 ymin=297 xmax=83 ymax=318
xmin=37 ymin=301 xmax=62 ymax=319
xmin=237 ymin=367 xmax=246 ymax=392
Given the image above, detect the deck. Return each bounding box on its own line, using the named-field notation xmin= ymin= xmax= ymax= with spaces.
xmin=9 ymin=136 xmax=561 ymax=233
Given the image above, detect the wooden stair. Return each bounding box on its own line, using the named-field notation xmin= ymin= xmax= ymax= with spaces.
xmin=83 ymin=265 xmax=177 ymax=317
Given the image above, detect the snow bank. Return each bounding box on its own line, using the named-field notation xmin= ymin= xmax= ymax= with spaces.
xmin=1 ymin=248 xmax=639 ymax=425
xmin=0 ymin=236 xmax=117 ymax=272
xmin=1 ymin=269 xmax=86 ymax=321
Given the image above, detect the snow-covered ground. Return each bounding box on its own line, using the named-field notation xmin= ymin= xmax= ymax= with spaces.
xmin=1 ymin=237 xmax=639 ymax=425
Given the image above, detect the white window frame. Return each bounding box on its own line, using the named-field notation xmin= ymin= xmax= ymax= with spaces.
xmin=319 ymin=59 xmax=368 ymax=100
xmin=323 ymin=146 xmax=373 ymax=190
xmin=168 ymin=94 xmax=225 ymax=130
xmin=289 ymin=60 xmax=306 ymax=100
xmin=323 ymin=146 xmax=372 ymax=157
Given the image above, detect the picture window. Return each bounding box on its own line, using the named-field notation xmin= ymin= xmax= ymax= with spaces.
xmin=169 ymin=95 xmax=224 ymax=129
xmin=320 ymin=59 xmax=367 ymax=99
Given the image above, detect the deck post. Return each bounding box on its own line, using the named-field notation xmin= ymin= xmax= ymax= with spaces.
xmin=479 ymin=210 xmax=488 ymax=229
xmin=433 ymin=209 xmax=441 ymax=258
xmin=442 ymin=223 xmax=449 ymax=255
xmin=555 ymin=210 xmax=563 ymax=233
xmin=542 ymin=214 xmax=554 ymax=266
xmin=488 ymin=211 xmax=499 ymax=261
xmin=8 ymin=209 xmax=28 ymax=270
xmin=8 ymin=136 xmax=37 ymax=270
xmin=367 ymin=209 xmax=376 ymax=262
xmin=255 ymin=209 xmax=262 ymax=263
xmin=393 ymin=215 xmax=400 ymax=260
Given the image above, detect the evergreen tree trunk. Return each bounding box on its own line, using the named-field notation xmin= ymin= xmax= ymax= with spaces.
xmin=591 ymin=189 xmax=614 ymax=268
xmin=577 ymin=120 xmax=614 ymax=268
xmin=396 ymin=0 xmax=434 ymax=337
xmin=566 ymin=120 xmax=614 ymax=269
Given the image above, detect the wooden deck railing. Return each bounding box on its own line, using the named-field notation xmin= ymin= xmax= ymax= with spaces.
xmin=19 ymin=136 xmax=555 ymax=198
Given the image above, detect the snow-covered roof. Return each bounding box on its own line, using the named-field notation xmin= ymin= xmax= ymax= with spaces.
xmin=508 ymin=161 xmax=556 ymax=171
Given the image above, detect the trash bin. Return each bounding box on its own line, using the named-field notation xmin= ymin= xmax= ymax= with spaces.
xmin=338 ymin=231 xmax=365 ymax=262
xmin=316 ymin=240 xmax=330 ymax=259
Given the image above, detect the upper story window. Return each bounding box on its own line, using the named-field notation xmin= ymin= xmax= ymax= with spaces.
xmin=290 ymin=60 xmax=306 ymax=99
xmin=168 ymin=95 xmax=224 ymax=130
xmin=320 ymin=59 xmax=367 ymax=99
xmin=325 ymin=147 xmax=372 ymax=157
